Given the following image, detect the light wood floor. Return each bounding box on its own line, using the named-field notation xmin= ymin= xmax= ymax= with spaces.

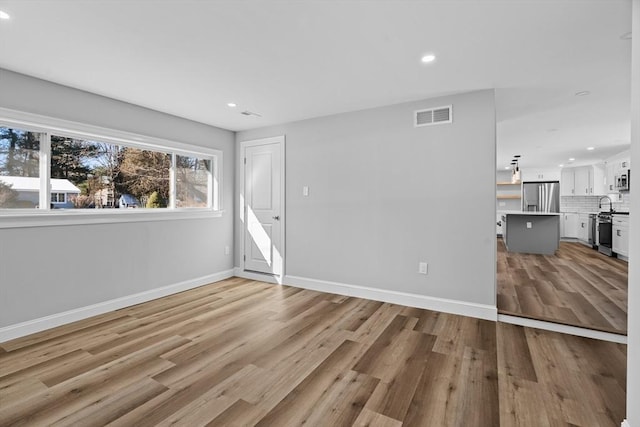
xmin=0 ymin=277 xmax=626 ymax=426
xmin=497 ymin=238 xmax=628 ymax=335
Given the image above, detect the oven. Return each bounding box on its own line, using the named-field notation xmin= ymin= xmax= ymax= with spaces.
xmin=598 ymin=212 xmax=613 ymax=256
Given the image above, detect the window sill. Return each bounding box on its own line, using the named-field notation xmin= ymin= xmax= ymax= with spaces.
xmin=0 ymin=209 xmax=225 ymax=229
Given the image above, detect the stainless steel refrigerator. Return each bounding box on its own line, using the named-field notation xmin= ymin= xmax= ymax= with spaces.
xmin=521 ymin=181 xmax=560 ymax=213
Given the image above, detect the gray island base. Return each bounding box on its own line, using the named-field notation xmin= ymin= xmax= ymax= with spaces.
xmin=501 ymin=212 xmax=560 ymax=255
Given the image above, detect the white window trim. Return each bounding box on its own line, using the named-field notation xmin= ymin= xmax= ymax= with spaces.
xmin=0 ymin=107 xmax=223 ymax=229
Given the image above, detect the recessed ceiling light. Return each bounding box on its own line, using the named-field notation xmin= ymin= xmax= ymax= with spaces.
xmin=569 ymin=158 xmax=575 ymax=161
xmin=227 ymin=102 xmax=237 ymax=108
xmin=587 ymin=147 xmax=595 ymax=151
xmin=575 ymin=91 xmax=590 ymax=96
xmin=504 ymin=166 xmax=510 ymax=170
xmin=0 ymin=10 xmax=10 ymax=20
xmin=559 ymin=164 xmax=564 ymax=167
xmin=421 ymin=54 xmax=436 ymax=64
xmin=620 ymin=31 xmax=632 ymax=40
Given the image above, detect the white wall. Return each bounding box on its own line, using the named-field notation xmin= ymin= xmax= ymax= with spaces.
xmin=627 ymin=1 xmax=639 ymax=425
xmin=236 ymin=90 xmax=496 ymax=308
xmin=0 ymin=69 xmax=235 ymax=329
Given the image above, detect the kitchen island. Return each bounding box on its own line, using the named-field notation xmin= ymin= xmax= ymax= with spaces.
xmin=500 ymin=211 xmax=561 ymax=255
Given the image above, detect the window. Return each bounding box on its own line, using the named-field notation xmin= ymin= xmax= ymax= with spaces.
xmin=51 ymin=193 xmax=66 ymax=203
xmin=0 ymin=127 xmax=42 ymax=209
xmin=50 ymin=136 xmax=172 ymax=209
xmin=0 ymin=112 xmax=221 ymax=223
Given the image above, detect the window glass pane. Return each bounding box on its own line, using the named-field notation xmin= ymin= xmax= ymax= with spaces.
xmin=51 ymin=136 xmax=111 ymax=209
xmin=176 ymin=155 xmax=211 ymax=208
xmin=0 ymin=126 xmax=41 ymax=209
xmin=50 ymin=136 xmax=170 ymax=209
xmin=119 ymin=147 xmax=170 ymax=208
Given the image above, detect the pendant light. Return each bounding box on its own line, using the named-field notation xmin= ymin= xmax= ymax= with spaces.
xmin=511 ymin=155 xmax=521 ymax=183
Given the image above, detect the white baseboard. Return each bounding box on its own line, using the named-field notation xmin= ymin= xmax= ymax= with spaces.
xmin=0 ymin=269 xmax=235 ymax=343
xmin=233 ymin=267 xmax=282 ymax=284
xmin=284 ymin=275 xmax=497 ymax=321
xmin=498 ymin=314 xmax=627 ymax=344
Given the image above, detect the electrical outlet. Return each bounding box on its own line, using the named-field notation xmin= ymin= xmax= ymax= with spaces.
xmin=526 ymin=222 xmax=532 ymax=229
xmin=303 ymin=186 xmax=309 ymax=196
xmin=419 ymin=262 xmax=428 ymax=275
xmin=225 ymin=246 xmax=230 ymax=255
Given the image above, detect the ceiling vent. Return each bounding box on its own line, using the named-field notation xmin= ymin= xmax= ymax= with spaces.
xmin=414 ymin=105 xmax=452 ymax=127
xmin=241 ymin=110 xmax=262 ymax=117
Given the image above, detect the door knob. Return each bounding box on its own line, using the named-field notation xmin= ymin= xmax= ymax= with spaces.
xmin=272 ymin=215 xmax=280 ymax=220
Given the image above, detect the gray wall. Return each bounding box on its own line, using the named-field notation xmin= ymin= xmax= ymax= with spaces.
xmin=627 ymin=0 xmax=639 ymax=424
xmin=236 ymin=90 xmax=497 ymax=306
xmin=0 ymin=69 xmax=235 ymax=327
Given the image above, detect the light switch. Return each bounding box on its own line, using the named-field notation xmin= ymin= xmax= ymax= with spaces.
xmin=526 ymin=222 xmax=532 ymax=229
xmin=303 ymin=186 xmax=309 ymax=196
xmin=419 ymin=262 xmax=428 ymax=275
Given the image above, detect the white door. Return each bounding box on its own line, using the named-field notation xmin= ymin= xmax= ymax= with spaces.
xmin=243 ymin=140 xmax=283 ymax=275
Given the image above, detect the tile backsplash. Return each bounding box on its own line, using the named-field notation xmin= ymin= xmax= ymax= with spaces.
xmin=561 ymin=193 xmax=630 ymax=213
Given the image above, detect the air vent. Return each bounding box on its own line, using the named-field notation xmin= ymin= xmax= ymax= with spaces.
xmin=414 ymin=105 xmax=452 ymax=127
xmin=241 ymin=110 xmax=262 ymax=117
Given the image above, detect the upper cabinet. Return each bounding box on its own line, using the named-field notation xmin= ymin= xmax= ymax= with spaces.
xmin=521 ymin=168 xmax=561 ymax=182
xmin=561 ymin=169 xmax=575 ymax=196
xmin=604 ymin=154 xmax=631 ymax=193
xmin=560 ymin=164 xmax=606 ymax=196
xmin=574 ymin=167 xmax=591 ymax=195
xmin=605 ymin=162 xmax=616 ymax=193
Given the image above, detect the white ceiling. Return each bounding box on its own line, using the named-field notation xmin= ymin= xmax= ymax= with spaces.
xmin=0 ymin=0 xmax=632 ymax=170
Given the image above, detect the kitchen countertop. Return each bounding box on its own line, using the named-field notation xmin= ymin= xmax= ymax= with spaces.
xmin=499 ymin=210 xmax=562 ymax=216
xmin=560 ymin=211 xmax=600 ymax=214
xmin=559 ymin=211 xmax=630 ymax=215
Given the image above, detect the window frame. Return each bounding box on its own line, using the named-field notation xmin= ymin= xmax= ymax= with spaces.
xmin=51 ymin=193 xmax=66 ymax=203
xmin=0 ymin=108 xmax=223 ymax=229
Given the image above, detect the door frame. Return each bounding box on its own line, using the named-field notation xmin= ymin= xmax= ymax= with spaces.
xmin=239 ymin=135 xmax=286 ymax=284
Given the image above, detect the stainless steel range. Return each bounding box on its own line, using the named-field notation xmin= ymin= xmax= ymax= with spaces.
xmin=598 ymin=212 xmax=613 ymax=256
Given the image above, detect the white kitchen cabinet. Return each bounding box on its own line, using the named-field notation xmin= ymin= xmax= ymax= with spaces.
xmin=561 ymin=213 xmax=579 ymax=238
xmin=564 ymin=165 xmax=606 ymax=196
xmin=612 ymin=215 xmax=629 ymax=258
xmin=577 ymin=214 xmax=589 ymax=242
xmin=574 ymin=167 xmax=591 ymax=195
xmin=561 ymin=169 xmax=575 ymax=196
xmin=591 ymin=164 xmax=606 ymax=195
xmin=604 ymin=153 xmax=631 ymax=193
xmin=605 ymin=162 xmax=618 ymax=193
xmin=521 ymin=168 xmax=561 ymax=182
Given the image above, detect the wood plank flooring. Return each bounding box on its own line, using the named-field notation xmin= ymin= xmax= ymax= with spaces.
xmin=497 ymin=322 xmax=626 ymax=426
xmin=497 ymin=238 xmax=628 ymax=334
xmin=0 ymin=277 xmax=626 ymax=426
